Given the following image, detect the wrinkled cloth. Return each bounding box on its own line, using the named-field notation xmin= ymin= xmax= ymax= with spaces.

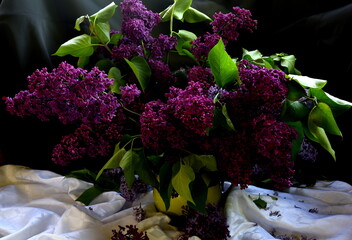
xmin=1 ymin=165 xmax=352 ymax=240
xmin=0 ymin=165 xmax=179 ymax=240
xmin=226 ymin=182 xmax=352 ymax=240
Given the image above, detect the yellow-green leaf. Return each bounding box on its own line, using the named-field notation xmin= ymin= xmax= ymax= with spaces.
xmin=308 ymin=105 xmax=336 ymax=160
xmin=289 ymin=75 xmax=327 ymax=89
xmin=310 ymin=102 xmax=342 ymax=136
xmin=53 ymin=34 xmax=94 ymax=57
xmin=172 ymin=162 xmax=195 ymax=204
xmin=96 ymin=144 xmax=126 ymax=180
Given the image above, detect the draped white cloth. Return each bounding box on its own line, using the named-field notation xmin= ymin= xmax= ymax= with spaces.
xmin=0 ymin=165 xmax=351 ymax=240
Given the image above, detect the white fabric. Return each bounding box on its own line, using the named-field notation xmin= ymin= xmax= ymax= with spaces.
xmin=0 ymin=165 xmax=352 ymax=240
xmin=226 ymin=182 xmax=352 ymax=240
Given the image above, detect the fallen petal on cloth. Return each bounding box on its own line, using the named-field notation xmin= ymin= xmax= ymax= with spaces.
xmin=1 ymin=164 xmax=352 ymax=240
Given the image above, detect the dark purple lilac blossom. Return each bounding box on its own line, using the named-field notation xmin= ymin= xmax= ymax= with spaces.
xmin=111 ymin=42 xmax=144 ymax=61
xmin=216 ymin=131 xmax=255 ymax=189
xmin=140 ymin=81 xmax=214 ymax=151
xmin=120 ymin=0 xmax=161 ymax=43
xmin=121 ymin=18 xmax=153 ymax=43
xmin=140 ymin=100 xmax=168 ymax=150
xmin=120 ymin=84 xmax=141 ymax=106
xmin=211 ymin=7 xmax=257 ymax=42
xmin=178 ymin=204 xmax=230 ymax=240
xmin=119 ymin=175 xmax=148 ymax=202
xmin=148 ymin=59 xmax=175 ymax=93
xmin=52 ymin=116 xmax=125 ymax=166
xmin=187 ymin=66 xmax=214 ymax=91
xmin=222 ymin=60 xmax=289 ymax=127
xmin=298 ymin=137 xmax=318 ymax=162
xmin=5 ymin=62 xmax=119 ymax=125
xmin=251 ymin=114 xmax=297 ymax=189
xmin=190 ymin=33 xmax=222 ymax=63
xmin=214 ymin=60 xmax=296 ymax=188
xmin=146 ymin=34 xmax=177 ymax=59
xmin=111 ymin=225 xmax=149 ymax=240
xmin=167 ymin=81 xmax=215 ymax=136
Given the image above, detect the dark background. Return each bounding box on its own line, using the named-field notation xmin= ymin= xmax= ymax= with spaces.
xmin=1 ymin=0 xmax=351 ymax=183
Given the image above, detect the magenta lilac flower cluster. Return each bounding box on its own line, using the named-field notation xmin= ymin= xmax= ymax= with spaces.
xmin=214 ymin=61 xmax=297 ymax=189
xmin=111 ymin=225 xmax=149 ymax=240
xmin=190 ymin=7 xmax=257 ymax=63
xmin=178 ymin=204 xmax=230 ymax=240
xmin=5 ymin=62 xmax=127 ymax=165
xmin=113 ymin=0 xmax=177 ymax=62
xmin=5 ymin=62 xmax=118 ymax=125
xmin=210 ymin=7 xmax=258 ymax=42
xmin=140 ymin=80 xmax=215 ymax=151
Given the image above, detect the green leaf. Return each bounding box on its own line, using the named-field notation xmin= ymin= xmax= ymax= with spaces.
xmin=289 ymin=75 xmax=327 ymax=89
xmin=89 ymin=2 xmax=118 ymax=23
xmin=182 ymin=154 xmax=217 ymax=173
xmin=308 ymin=105 xmax=336 ymax=160
xmin=66 ymin=168 xmax=97 ymax=183
xmin=110 ymin=33 xmax=123 ymax=45
xmin=188 ymin=176 xmax=208 ymax=214
xmin=172 ymin=161 xmax=195 ymax=204
xmin=95 ymin=144 xmax=127 ymax=180
xmin=159 ymin=162 xmax=174 ymax=210
xmin=160 ymin=0 xmax=192 ymax=22
xmin=183 ymin=7 xmax=212 ymax=23
xmin=212 ymin=105 xmax=234 ymax=131
xmin=77 ymin=56 xmax=90 ymax=68
xmin=309 ymin=102 xmax=342 ymax=136
xmin=160 ymin=5 xmax=174 ymax=22
xmin=281 ymin=99 xmax=309 ymax=122
xmin=125 ymin=56 xmax=151 ymax=92
xmin=175 ymin=29 xmax=197 ymax=41
xmin=252 ymin=194 xmax=267 ymax=209
xmin=76 ymin=185 xmax=104 ymax=205
xmin=53 ymin=34 xmax=95 ymax=57
xmin=119 ymin=150 xmax=139 ymax=188
xmin=91 ymin=21 xmax=111 ymax=43
xmin=74 ymin=15 xmax=87 ymax=31
xmin=286 ymin=79 xmax=307 ymax=101
xmin=221 ymin=104 xmax=236 ymax=131
xmin=287 ymin=121 xmax=304 ymax=161
xmin=95 ymin=59 xmax=114 ymax=72
xmin=309 ymin=88 xmax=352 ymax=116
xmin=242 ymin=48 xmax=263 ymax=61
xmin=208 ymin=38 xmax=238 ymax=87
xmin=109 ymin=67 xmax=125 ymax=94
xmin=135 ymin=152 xmax=159 ymax=188
xmin=270 ymin=53 xmax=301 ymax=74
xmin=280 ymin=55 xmax=298 ymax=74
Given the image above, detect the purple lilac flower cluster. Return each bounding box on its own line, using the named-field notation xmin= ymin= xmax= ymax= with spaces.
xmin=104 ymin=168 xmax=148 ymax=202
xmin=298 ymin=137 xmax=318 ymax=162
xmin=119 ymin=175 xmax=148 ymax=202
xmin=178 ymin=204 xmax=230 ymax=240
xmin=190 ymin=7 xmax=257 ymax=62
xmin=5 ymin=62 xmax=128 ymax=165
xmin=210 ymin=7 xmax=257 ymax=42
xmin=111 ymin=225 xmax=149 ymax=240
xmin=215 ymin=60 xmax=297 ymax=189
xmin=5 ymin=62 xmax=118 ymax=125
xmin=140 ymin=80 xmax=214 ymax=151
xmin=113 ymin=0 xmax=177 ymax=62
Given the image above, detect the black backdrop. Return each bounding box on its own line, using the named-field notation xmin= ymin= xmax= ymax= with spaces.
xmin=1 ymin=0 xmax=351 ymax=183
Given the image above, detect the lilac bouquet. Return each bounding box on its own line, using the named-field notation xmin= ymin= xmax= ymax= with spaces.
xmin=5 ymin=0 xmax=352 ymax=223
